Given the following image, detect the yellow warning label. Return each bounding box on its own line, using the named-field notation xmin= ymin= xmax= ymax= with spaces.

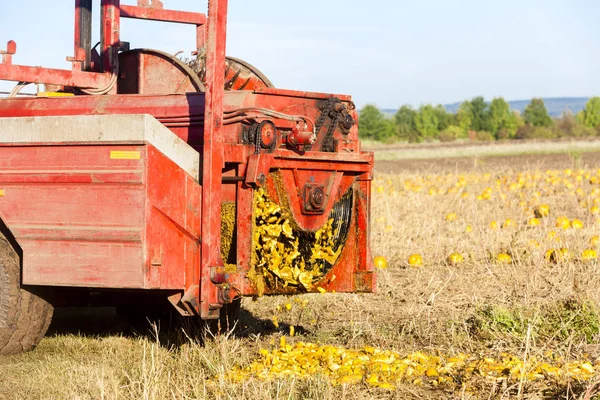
xmin=37 ymin=92 xmax=75 ymax=98
xmin=110 ymin=150 xmax=141 ymax=160
xmin=0 ymin=190 xmax=5 ymax=197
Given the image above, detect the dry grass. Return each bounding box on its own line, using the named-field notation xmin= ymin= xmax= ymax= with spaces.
xmin=3 ymin=153 xmax=600 ymax=399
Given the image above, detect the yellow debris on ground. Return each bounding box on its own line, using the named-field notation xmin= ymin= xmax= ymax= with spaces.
xmin=225 ymin=341 xmax=599 ymax=390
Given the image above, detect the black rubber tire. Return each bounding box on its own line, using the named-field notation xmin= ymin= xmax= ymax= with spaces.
xmin=0 ymin=236 xmax=53 ymax=355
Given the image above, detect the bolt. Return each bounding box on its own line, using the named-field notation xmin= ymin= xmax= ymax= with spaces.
xmin=257 ymin=173 xmax=266 ymax=186
xmin=310 ymin=187 xmax=326 ymax=209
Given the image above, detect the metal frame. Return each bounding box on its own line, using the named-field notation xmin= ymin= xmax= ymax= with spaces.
xmin=0 ymin=0 xmax=375 ymax=320
xmin=0 ymin=0 xmax=230 ymax=318
xmin=1 ymin=0 xmax=208 ymax=89
xmin=200 ymin=0 xmax=227 ymax=318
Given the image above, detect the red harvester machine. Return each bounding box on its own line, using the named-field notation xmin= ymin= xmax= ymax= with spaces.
xmin=0 ymin=0 xmax=374 ymax=354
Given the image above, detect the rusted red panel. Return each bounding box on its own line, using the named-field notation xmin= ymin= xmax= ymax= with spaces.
xmin=22 ymin=241 xmax=144 ymax=288
xmin=145 ymin=145 xmax=201 ymax=289
xmin=118 ymin=51 xmax=202 ymax=95
xmin=0 ymin=142 xmax=200 ymax=290
xmin=0 ymin=144 xmax=145 ymax=287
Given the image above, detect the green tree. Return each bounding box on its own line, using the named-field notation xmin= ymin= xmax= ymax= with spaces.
xmin=468 ymin=96 xmax=490 ymax=131
xmin=414 ymin=105 xmax=439 ymax=140
xmin=358 ymin=105 xmax=395 ymax=141
xmin=523 ymin=98 xmax=552 ymax=127
xmin=394 ymin=105 xmax=418 ymax=141
xmin=434 ymin=105 xmax=451 ymax=132
xmin=487 ymin=97 xmax=511 ymax=136
xmin=486 ymin=97 xmax=521 ymax=139
xmin=503 ymin=111 xmax=521 ymax=138
xmin=583 ymin=97 xmax=600 ymax=128
xmin=455 ymin=102 xmax=473 ymax=135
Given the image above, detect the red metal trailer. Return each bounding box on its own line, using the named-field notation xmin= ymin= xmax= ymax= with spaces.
xmin=0 ymin=0 xmax=374 ymax=354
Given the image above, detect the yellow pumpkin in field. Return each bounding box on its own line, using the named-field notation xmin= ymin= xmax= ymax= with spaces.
xmin=445 ymin=212 xmax=457 ymax=222
xmin=535 ymin=204 xmax=550 ymax=218
xmin=502 ymin=218 xmax=516 ymax=229
xmin=447 ymin=252 xmax=464 ymax=265
xmin=373 ymin=256 xmax=388 ymax=269
xmin=545 ymin=248 xmax=572 ymax=263
xmin=571 ymin=219 xmax=584 ymax=229
xmin=581 ymin=249 xmax=597 ymax=262
xmin=555 ymin=216 xmax=571 ymax=230
xmin=527 ymin=217 xmax=541 ymax=227
xmin=496 ymin=253 xmax=512 ymax=264
xmin=408 ymin=254 xmax=423 ymax=267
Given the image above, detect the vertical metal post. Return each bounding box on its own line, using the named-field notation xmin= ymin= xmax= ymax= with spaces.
xmin=74 ymin=0 xmax=93 ymax=71
xmin=196 ymin=25 xmax=206 ymax=54
xmin=100 ymin=0 xmax=120 ymax=73
xmin=200 ymin=0 xmax=228 ymax=318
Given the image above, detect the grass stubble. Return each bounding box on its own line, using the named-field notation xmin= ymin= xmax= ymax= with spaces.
xmin=3 ymin=150 xmax=600 ymax=399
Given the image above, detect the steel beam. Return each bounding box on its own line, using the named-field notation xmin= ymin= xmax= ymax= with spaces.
xmin=199 ymin=0 xmax=228 ymax=319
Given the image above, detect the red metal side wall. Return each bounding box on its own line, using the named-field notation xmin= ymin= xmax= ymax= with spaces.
xmin=0 ymin=142 xmax=200 ymax=289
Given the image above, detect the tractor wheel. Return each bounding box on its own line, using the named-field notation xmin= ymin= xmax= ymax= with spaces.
xmin=0 ymin=235 xmax=53 ymax=355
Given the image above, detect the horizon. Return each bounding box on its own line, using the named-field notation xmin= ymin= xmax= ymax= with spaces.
xmin=0 ymin=1 xmax=598 ymax=107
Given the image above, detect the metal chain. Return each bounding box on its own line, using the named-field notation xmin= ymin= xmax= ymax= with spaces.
xmin=313 ymin=98 xmax=336 ymax=140
xmin=318 ymin=98 xmax=343 ymax=152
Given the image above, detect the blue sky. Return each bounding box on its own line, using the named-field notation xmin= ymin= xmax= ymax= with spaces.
xmin=0 ymin=0 xmax=598 ymax=109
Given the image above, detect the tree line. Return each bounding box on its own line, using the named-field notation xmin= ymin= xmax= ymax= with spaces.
xmin=358 ymin=97 xmax=600 ymax=142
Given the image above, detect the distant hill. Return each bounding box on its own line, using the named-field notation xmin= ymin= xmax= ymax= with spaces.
xmin=381 ymin=97 xmax=589 ymax=118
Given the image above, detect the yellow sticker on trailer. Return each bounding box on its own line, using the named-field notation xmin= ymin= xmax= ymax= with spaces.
xmin=110 ymin=150 xmax=141 ymax=160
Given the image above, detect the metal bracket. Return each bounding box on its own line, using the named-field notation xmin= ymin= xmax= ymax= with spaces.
xmin=245 ymin=153 xmax=273 ymax=187
xmin=168 ymin=291 xmax=195 ymax=316
xmin=0 ymin=41 xmax=17 ymax=65
xmin=181 ymin=284 xmax=200 ymax=314
xmin=303 ymin=183 xmax=327 ymax=214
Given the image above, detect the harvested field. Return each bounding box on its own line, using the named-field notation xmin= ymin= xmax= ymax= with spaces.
xmin=3 ymin=149 xmax=600 ymax=399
